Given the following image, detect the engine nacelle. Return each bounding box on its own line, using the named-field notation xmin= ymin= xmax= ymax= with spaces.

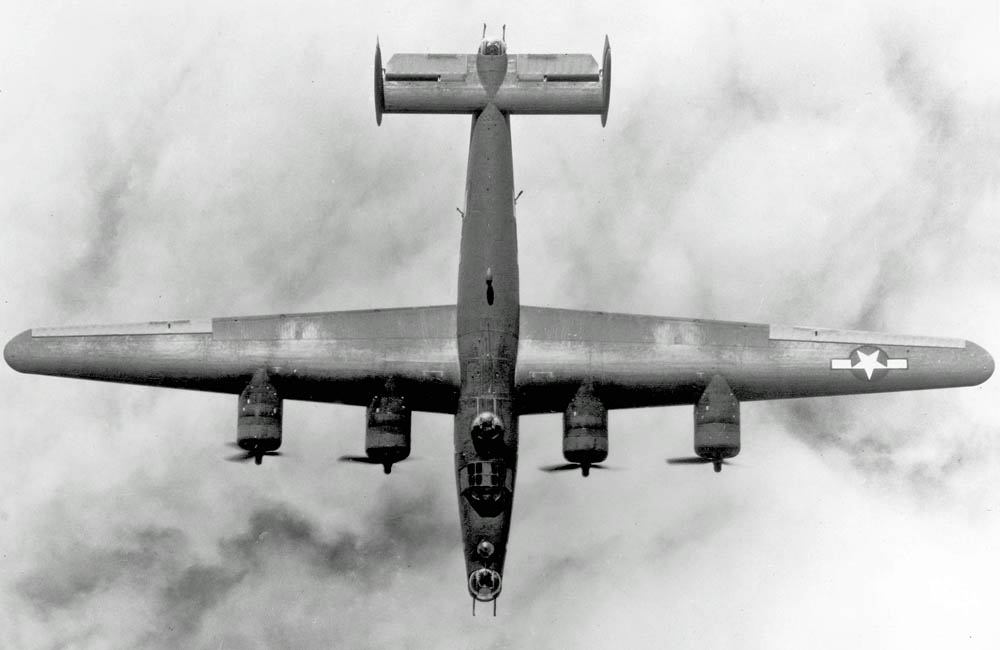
xmin=237 ymin=369 xmax=282 ymax=457
xmin=694 ymin=375 xmax=740 ymax=461
xmin=563 ymin=383 xmax=608 ymax=465
xmin=365 ymin=394 xmax=411 ymax=466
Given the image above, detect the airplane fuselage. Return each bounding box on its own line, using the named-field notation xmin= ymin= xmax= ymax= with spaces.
xmin=454 ymin=52 xmax=520 ymax=603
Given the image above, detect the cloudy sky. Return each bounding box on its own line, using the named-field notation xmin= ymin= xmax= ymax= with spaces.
xmin=2 ymin=0 xmax=999 ymax=647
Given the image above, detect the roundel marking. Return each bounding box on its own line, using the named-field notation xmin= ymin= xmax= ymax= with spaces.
xmin=830 ymin=346 xmax=908 ymax=381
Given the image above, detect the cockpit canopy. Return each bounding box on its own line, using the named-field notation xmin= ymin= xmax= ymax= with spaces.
xmin=478 ymin=39 xmax=506 ymax=56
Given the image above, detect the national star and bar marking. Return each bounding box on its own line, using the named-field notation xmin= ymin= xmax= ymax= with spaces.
xmin=830 ymin=346 xmax=908 ymax=381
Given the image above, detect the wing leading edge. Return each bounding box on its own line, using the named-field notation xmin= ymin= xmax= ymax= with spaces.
xmin=515 ymin=307 xmax=993 ymax=415
xmin=4 ymin=306 xmax=461 ymax=414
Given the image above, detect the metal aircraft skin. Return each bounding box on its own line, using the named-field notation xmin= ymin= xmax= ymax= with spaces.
xmin=4 ymin=34 xmax=994 ymax=612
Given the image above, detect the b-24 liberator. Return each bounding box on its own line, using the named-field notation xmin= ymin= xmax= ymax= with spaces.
xmin=5 ymin=32 xmax=993 ymax=613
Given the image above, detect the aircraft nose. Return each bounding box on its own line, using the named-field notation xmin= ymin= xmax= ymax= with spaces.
xmin=468 ymin=568 xmax=502 ymax=601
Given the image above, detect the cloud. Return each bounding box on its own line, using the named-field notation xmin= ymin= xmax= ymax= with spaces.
xmin=14 ymin=482 xmax=455 ymax=649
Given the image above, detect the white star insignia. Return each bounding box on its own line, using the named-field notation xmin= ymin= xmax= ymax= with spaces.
xmin=852 ymin=349 xmax=885 ymax=380
xmin=830 ymin=347 xmax=908 ymax=381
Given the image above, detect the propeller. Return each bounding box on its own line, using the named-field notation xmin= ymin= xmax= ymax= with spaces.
xmin=666 ymin=457 xmax=735 ymax=473
xmin=226 ymin=443 xmax=282 ymax=465
xmin=540 ymin=462 xmax=614 ymax=477
xmin=338 ymin=455 xmax=417 ymax=474
xmin=226 ymin=450 xmax=282 ymax=465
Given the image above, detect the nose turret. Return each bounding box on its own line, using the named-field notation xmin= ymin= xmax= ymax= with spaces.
xmin=468 ymin=567 xmax=502 ymax=601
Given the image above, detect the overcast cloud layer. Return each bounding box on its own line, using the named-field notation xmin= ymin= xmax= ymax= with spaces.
xmin=1 ymin=1 xmax=998 ymax=648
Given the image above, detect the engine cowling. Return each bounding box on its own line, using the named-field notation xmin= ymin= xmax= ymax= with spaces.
xmin=365 ymin=394 xmax=411 ymax=468
xmin=237 ymin=369 xmax=282 ymax=461
xmin=694 ymin=375 xmax=740 ymax=463
xmin=563 ymin=383 xmax=608 ymax=466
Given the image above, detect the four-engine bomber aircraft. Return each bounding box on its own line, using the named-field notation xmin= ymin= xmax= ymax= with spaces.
xmin=4 ymin=34 xmax=994 ymax=612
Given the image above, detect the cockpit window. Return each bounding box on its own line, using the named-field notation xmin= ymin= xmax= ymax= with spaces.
xmin=478 ymin=40 xmax=506 ymax=56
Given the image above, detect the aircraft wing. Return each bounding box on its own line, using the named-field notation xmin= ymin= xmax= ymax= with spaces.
xmin=514 ymin=306 xmax=994 ymax=415
xmin=7 ymin=305 xmax=992 ymax=416
xmin=4 ymin=306 xmax=461 ymax=414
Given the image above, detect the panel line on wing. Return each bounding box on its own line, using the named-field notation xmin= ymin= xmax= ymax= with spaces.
xmin=32 ymin=320 xmax=213 ymax=337
xmin=769 ymin=325 xmax=965 ymax=349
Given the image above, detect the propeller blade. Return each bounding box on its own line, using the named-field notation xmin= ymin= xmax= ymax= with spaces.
xmin=666 ymin=456 xmax=713 ymax=465
xmin=666 ymin=457 xmax=736 ymax=473
xmin=540 ymin=462 xmax=615 ymax=477
xmin=338 ymin=455 xmax=421 ymax=474
xmin=540 ymin=463 xmax=580 ymax=472
xmin=225 ymin=447 xmax=282 ymax=463
xmin=338 ymin=455 xmax=383 ymax=465
xmin=338 ymin=455 xmax=420 ymax=465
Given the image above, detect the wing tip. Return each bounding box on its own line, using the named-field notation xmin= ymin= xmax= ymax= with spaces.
xmin=965 ymin=339 xmax=994 ymax=385
xmin=4 ymin=329 xmax=33 ymax=373
xmin=375 ymin=38 xmax=384 ymax=126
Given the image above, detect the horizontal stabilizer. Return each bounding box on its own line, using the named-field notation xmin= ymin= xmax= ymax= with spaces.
xmin=375 ymin=37 xmax=611 ymax=125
